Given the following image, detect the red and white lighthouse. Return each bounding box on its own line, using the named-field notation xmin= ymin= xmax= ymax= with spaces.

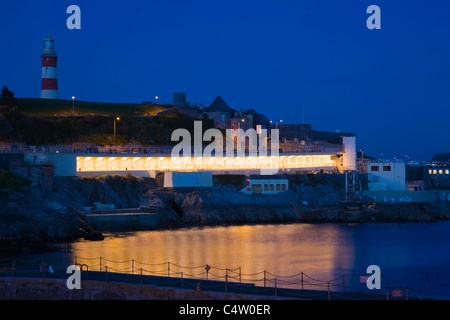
xmin=41 ymin=33 xmax=58 ymax=99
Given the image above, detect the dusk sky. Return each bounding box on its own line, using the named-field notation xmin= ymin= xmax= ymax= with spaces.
xmin=1 ymin=0 xmax=449 ymax=161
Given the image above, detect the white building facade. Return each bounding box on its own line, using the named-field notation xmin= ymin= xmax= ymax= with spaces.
xmin=366 ymin=160 xmax=406 ymax=191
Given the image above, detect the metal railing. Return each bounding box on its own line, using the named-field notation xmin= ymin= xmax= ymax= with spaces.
xmin=1 ymin=255 xmax=448 ymax=300
xmin=0 ymin=142 xmax=343 ymax=156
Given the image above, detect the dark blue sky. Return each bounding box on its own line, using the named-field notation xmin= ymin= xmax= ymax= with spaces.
xmin=1 ymin=0 xmax=449 ymax=161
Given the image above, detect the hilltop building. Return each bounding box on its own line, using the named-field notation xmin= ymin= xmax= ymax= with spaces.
xmin=204 ymin=96 xmax=234 ymax=129
xmin=173 ymin=93 xmax=186 ymax=107
xmin=204 ymin=96 xmax=272 ymax=133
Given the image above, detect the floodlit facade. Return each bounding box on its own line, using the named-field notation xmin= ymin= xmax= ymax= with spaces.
xmin=25 ymin=151 xmax=348 ymax=177
xmin=23 ymin=132 xmax=356 ymax=177
xmin=75 ymin=154 xmax=336 ymax=175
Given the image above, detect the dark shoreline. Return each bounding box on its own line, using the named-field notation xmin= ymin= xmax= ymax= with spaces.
xmin=1 ymin=174 xmax=449 ymax=254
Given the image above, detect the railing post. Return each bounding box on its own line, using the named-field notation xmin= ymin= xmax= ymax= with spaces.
xmin=105 ymin=265 xmax=108 ymax=281
xmin=274 ymin=279 xmax=277 ymax=297
xmin=327 ymin=281 xmax=330 ymax=300
xmin=181 ymin=272 xmax=184 ymax=289
xmin=140 ymin=268 xmax=143 ymax=284
xmin=239 ymin=267 xmax=241 ymax=283
xmin=41 ymin=256 xmax=45 ymax=278
xmin=168 ymin=262 xmax=170 ymax=277
xmin=131 ymin=259 xmax=134 ymax=274
xmin=301 ymin=272 xmax=303 ymax=290
xmin=342 ymin=275 xmax=345 ymax=293
xmin=225 ymin=273 xmax=228 ymax=294
xmin=264 ymin=270 xmax=266 ymax=288
xmin=99 ymin=257 xmax=102 ymax=271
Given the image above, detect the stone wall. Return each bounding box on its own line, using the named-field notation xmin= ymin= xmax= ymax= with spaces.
xmin=0 ymin=277 xmax=269 ymax=300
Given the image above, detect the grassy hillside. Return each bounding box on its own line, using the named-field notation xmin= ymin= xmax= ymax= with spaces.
xmin=16 ymin=98 xmax=166 ymax=117
xmin=0 ymin=103 xmax=215 ymax=146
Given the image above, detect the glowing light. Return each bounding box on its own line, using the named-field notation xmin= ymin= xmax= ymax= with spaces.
xmin=76 ymin=154 xmax=336 ymax=172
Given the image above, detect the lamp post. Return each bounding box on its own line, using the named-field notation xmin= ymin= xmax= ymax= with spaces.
xmin=114 ymin=117 xmax=120 ymax=148
xmin=270 ymin=119 xmax=282 ymax=129
xmin=238 ymin=118 xmax=245 ymax=129
xmin=155 ymin=96 xmax=159 ymax=115
xmin=72 ymin=96 xmax=75 ymax=116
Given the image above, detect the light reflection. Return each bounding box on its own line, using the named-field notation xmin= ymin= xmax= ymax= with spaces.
xmin=70 ymin=224 xmax=355 ymax=288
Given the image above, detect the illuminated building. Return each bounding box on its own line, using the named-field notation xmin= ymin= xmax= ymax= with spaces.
xmin=24 ymin=136 xmax=356 ymax=177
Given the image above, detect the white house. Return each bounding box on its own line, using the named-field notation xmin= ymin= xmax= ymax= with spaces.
xmin=366 ymin=160 xmax=405 ymax=191
xmin=240 ymin=178 xmax=289 ymax=195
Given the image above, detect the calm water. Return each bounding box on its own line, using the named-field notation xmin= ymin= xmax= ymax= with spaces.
xmin=12 ymin=221 xmax=450 ymax=299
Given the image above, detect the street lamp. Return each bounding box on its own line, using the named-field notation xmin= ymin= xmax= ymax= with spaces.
xmin=238 ymin=118 xmax=245 ymax=129
xmin=114 ymin=117 xmax=120 ymax=148
xmin=72 ymin=96 xmax=75 ymax=116
xmin=155 ymin=96 xmax=159 ymax=115
xmin=270 ymin=119 xmax=283 ymax=129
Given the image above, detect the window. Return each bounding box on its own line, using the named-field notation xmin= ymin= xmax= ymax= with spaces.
xmin=371 ymin=166 xmax=379 ymax=172
xmin=429 ymin=169 xmax=432 ymax=174
xmin=270 ymin=184 xmax=274 ymax=191
xmin=383 ymin=166 xmax=391 ymax=171
xmin=276 ymin=184 xmax=281 ymax=191
xmin=446 ymin=170 xmax=449 ymax=175
xmin=220 ymin=114 xmax=225 ymax=122
xmin=433 ymin=170 xmax=437 ymax=174
xmin=439 ymin=170 xmax=443 ymax=174
xmin=252 ymin=184 xmax=262 ymax=194
xmin=264 ymin=184 xmax=268 ymax=191
xmin=282 ymin=184 xmax=287 ymax=191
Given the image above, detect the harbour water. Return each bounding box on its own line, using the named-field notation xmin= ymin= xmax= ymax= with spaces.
xmin=10 ymin=221 xmax=450 ymax=299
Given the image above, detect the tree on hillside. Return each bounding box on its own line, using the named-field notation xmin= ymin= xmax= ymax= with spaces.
xmin=0 ymin=86 xmax=17 ymax=107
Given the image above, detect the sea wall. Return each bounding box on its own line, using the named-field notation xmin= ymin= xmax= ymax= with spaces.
xmin=363 ymin=190 xmax=450 ymax=204
xmin=0 ymin=277 xmax=269 ymax=300
xmin=168 ymin=187 xmax=450 ymax=225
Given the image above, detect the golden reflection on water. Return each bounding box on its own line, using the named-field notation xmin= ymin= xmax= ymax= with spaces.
xmin=71 ymin=223 xmax=355 ymax=286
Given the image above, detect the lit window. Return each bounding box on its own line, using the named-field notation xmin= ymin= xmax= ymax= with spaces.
xmin=446 ymin=170 xmax=449 ymax=174
xmin=428 ymin=169 xmax=432 ymax=174
xmin=433 ymin=170 xmax=437 ymax=174
xmin=439 ymin=170 xmax=443 ymax=174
